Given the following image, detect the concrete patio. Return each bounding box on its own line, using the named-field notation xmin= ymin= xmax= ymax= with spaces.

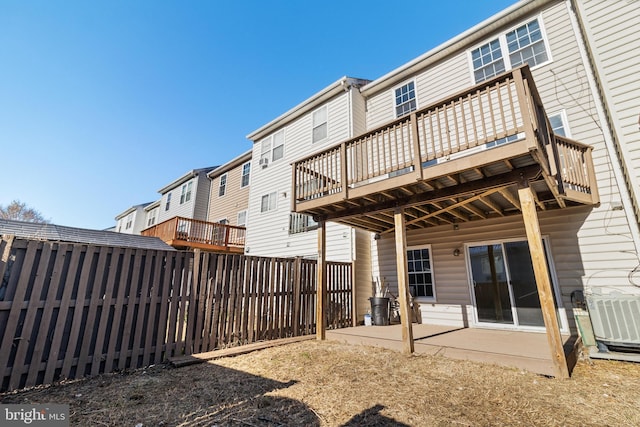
xmin=326 ymin=324 xmax=580 ymax=377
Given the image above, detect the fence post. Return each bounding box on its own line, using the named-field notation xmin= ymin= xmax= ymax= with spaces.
xmin=410 ymin=112 xmax=424 ymax=181
xmin=292 ymin=256 xmax=302 ymax=336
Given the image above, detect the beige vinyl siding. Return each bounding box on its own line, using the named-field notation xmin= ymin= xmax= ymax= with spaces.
xmin=351 ymin=90 xmax=367 ymax=137
xmin=192 ymin=174 xmax=210 ymax=221
xmin=246 ymin=87 xmax=358 ymax=261
xmin=207 ymin=164 xmax=250 ymax=226
xmin=354 ymin=228 xmax=372 ymax=322
xmin=362 ymin=2 xmax=639 ymax=328
xmin=375 ymin=207 xmax=637 ymax=330
xmin=575 ymin=0 xmax=640 ymax=222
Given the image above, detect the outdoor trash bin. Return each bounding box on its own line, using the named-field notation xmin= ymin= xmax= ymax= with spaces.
xmin=369 ymin=297 xmax=390 ymax=326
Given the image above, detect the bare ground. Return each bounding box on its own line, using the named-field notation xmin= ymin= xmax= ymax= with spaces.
xmin=2 ymin=340 xmax=639 ymax=426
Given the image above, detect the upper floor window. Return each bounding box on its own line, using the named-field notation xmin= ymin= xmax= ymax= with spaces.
xmin=260 ymin=130 xmax=285 ymax=167
xmin=218 ymin=173 xmax=227 ymax=197
xmin=125 ymin=213 xmax=133 ymax=230
xmin=147 ymin=213 xmax=156 ymax=227
xmin=241 ymin=162 xmax=251 ymax=187
xmin=237 ymin=210 xmax=247 ymax=226
xmin=471 ymin=18 xmax=550 ymax=83
xmin=395 ymin=81 xmax=416 ymax=118
xmin=261 ymin=192 xmax=277 ymax=213
xmin=165 ymin=193 xmax=172 ymax=211
xmin=312 ymin=106 xmax=328 ymax=143
xmin=180 ymin=182 xmax=192 ymax=204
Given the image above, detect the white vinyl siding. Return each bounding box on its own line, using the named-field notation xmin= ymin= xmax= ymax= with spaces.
xmin=246 ymin=86 xmax=362 ymax=261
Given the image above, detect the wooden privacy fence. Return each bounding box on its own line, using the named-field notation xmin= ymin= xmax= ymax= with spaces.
xmin=0 ymin=237 xmax=353 ymax=392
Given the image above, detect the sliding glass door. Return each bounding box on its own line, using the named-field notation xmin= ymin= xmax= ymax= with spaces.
xmin=467 ymin=238 xmax=561 ymax=329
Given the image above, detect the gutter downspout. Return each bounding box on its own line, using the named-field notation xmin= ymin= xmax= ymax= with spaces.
xmin=565 ymin=0 xmax=640 ymax=257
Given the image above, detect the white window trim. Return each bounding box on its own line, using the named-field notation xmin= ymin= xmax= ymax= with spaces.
xmin=240 ymin=162 xmax=251 ymax=188
xmin=260 ymin=129 xmax=285 ymax=166
xmin=467 ymin=15 xmax=553 ymax=84
xmin=237 ymin=210 xmax=247 ymax=226
xmin=463 ymin=235 xmax=568 ymax=333
xmin=406 ymin=244 xmax=436 ymax=302
xmin=548 ymin=110 xmax=571 ymax=138
xmin=218 ymin=173 xmax=228 ymax=197
xmin=392 ymin=79 xmax=418 ymax=118
xmin=312 ymin=105 xmax=328 ymax=144
xmin=260 ymin=191 xmax=278 ymax=213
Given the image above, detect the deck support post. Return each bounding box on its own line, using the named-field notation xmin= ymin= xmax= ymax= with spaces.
xmin=394 ymin=208 xmax=414 ymax=354
xmin=518 ymin=185 xmax=569 ymax=379
xmin=316 ymin=220 xmax=327 ymax=341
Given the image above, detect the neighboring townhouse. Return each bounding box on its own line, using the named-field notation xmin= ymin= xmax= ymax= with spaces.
xmin=289 ymin=0 xmax=640 ymax=371
xmin=143 ymin=200 xmax=160 ymax=229
xmin=246 ymin=77 xmax=374 ymax=316
xmin=156 ymin=167 xmax=216 ymax=224
xmin=114 ymin=203 xmax=152 ymax=235
xmin=207 ymin=149 xmax=252 ymax=228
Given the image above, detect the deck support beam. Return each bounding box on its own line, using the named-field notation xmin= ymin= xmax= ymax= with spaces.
xmin=394 ymin=208 xmax=414 ymax=354
xmin=518 ymin=185 xmax=569 ymax=379
xmin=316 ymin=220 xmax=327 ymax=341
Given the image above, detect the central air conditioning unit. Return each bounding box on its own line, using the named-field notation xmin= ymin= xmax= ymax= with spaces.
xmin=259 ymin=158 xmax=269 ymax=169
xmin=586 ymin=289 xmax=640 ymax=362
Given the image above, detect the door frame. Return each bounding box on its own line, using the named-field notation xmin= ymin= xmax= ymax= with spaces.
xmin=464 ymin=236 xmax=569 ymax=333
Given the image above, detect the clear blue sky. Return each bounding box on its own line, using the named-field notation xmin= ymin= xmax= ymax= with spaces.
xmin=0 ymin=0 xmax=516 ymax=230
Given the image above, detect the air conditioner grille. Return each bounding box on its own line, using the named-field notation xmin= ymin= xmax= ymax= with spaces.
xmin=586 ymin=291 xmax=640 ymax=347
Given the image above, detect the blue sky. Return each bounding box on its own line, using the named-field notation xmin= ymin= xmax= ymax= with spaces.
xmin=0 ymin=0 xmax=516 ymax=230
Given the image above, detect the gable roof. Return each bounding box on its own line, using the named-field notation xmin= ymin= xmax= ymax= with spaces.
xmin=157 ymin=167 xmax=218 ymax=194
xmin=114 ymin=202 xmax=153 ymax=220
xmin=0 ymin=219 xmax=176 ymax=251
xmin=246 ymin=76 xmax=371 ymax=142
xmin=207 ymin=150 xmax=252 ymax=179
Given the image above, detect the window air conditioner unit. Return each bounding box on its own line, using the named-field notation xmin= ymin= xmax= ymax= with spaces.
xmin=259 ymin=158 xmax=269 ymax=169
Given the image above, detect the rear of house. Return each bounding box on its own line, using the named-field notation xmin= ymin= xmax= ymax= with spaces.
xmin=290 ymin=0 xmax=639 ymax=360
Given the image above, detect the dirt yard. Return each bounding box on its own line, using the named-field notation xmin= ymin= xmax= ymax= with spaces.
xmin=2 ymin=340 xmax=639 ymax=426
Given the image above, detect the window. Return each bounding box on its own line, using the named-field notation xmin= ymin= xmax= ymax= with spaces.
xmin=261 ymin=192 xmax=277 ymax=212
xmin=289 ymin=213 xmax=318 ymax=234
xmin=470 ymin=18 xmax=550 ymax=83
xmin=180 ymin=182 xmax=192 ymax=204
xmin=165 ymin=193 xmax=172 ymax=211
xmin=395 ymin=81 xmax=416 ymax=117
xmin=237 ymin=210 xmax=247 ymax=226
xmin=407 ymin=246 xmax=435 ymax=299
xmin=259 ymin=130 xmax=285 ymax=165
xmin=241 ymin=162 xmax=251 ymax=187
xmin=548 ymin=111 xmax=569 ymax=137
xmin=272 ymin=130 xmax=284 ymax=161
xmin=125 ymin=213 xmax=133 ymax=230
xmin=218 ymin=173 xmax=227 ymax=197
xmin=146 ymin=209 xmax=157 ymax=227
xmin=312 ymin=106 xmax=328 ymax=143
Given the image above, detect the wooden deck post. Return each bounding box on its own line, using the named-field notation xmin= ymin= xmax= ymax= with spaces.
xmin=394 ymin=208 xmax=414 ymax=354
xmin=316 ymin=220 xmax=327 ymax=340
xmin=518 ymin=185 xmax=569 ymax=379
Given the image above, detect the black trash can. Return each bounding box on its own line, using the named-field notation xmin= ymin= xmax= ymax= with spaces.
xmin=369 ymin=297 xmax=390 ymax=326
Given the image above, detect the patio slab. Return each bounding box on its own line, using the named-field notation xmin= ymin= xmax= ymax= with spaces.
xmin=326 ymin=324 xmax=580 ymax=377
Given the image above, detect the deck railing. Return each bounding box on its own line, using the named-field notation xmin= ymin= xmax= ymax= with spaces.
xmin=292 ymin=66 xmax=595 ymax=208
xmin=142 ymin=217 xmax=246 ymax=251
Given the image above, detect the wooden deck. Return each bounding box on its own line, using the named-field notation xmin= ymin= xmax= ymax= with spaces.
xmin=327 ymin=324 xmax=580 ymax=377
xmin=142 ymin=216 xmax=245 ymax=252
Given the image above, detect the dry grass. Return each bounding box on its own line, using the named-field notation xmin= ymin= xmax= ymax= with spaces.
xmin=2 ymin=340 xmax=639 ymax=426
